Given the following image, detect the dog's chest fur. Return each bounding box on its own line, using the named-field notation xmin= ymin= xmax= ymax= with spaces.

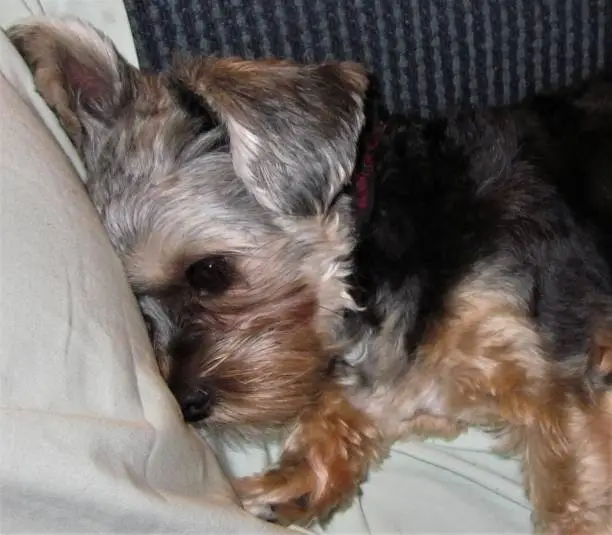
xmin=338 ymin=82 xmax=612 ymax=433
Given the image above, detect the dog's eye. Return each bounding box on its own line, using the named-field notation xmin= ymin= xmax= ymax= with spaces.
xmin=185 ymin=256 xmax=233 ymax=295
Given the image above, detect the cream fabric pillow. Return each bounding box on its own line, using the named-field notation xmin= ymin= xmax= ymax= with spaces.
xmin=0 ymin=0 xmax=138 ymax=67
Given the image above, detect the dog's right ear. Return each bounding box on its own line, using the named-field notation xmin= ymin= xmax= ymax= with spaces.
xmin=172 ymin=57 xmax=369 ymax=217
xmin=7 ymin=18 xmax=137 ymax=151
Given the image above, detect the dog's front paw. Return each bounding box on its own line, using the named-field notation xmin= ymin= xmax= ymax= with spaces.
xmin=235 ymin=459 xmax=323 ymax=526
xmin=236 ymin=455 xmax=374 ymax=526
xmin=235 ymin=388 xmax=384 ymax=526
xmin=238 ymin=499 xmax=280 ymax=524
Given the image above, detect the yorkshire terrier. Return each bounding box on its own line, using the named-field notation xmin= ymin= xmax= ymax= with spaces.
xmin=10 ymin=17 xmax=612 ymax=534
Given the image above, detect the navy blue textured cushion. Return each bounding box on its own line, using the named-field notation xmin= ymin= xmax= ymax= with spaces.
xmin=125 ymin=0 xmax=610 ymax=115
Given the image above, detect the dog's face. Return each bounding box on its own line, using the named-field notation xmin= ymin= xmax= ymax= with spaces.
xmin=10 ymin=18 xmax=368 ymax=428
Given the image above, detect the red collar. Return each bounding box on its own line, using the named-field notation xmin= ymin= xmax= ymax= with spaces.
xmin=351 ymin=122 xmax=384 ymax=228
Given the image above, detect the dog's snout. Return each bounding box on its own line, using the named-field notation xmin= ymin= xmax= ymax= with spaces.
xmin=167 ymin=329 xmax=216 ymax=422
xmin=174 ymin=383 xmax=215 ymax=422
xmin=171 ymin=328 xmax=203 ymax=361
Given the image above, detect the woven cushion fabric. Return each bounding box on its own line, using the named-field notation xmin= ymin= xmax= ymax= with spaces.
xmin=124 ymin=0 xmax=610 ymax=116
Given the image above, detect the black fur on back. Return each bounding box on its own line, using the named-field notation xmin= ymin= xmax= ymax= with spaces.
xmin=348 ymin=73 xmax=612 ymax=386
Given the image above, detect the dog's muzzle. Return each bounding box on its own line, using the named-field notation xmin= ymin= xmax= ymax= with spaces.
xmin=171 ymin=380 xmax=215 ymax=422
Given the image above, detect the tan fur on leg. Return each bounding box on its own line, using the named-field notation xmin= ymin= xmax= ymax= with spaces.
xmin=513 ymin=392 xmax=612 ymax=535
xmin=421 ymin=283 xmax=612 ymax=534
xmin=344 ymin=275 xmax=612 ymax=534
xmin=234 ymin=386 xmax=384 ymax=525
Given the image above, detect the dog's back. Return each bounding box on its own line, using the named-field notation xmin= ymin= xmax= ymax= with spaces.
xmin=516 ymin=74 xmax=612 ymax=384
xmin=350 ymin=73 xmax=612 ymax=389
xmin=530 ymin=74 xmax=612 ymax=263
xmin=526 ymin=74 xmax=612 ymax=386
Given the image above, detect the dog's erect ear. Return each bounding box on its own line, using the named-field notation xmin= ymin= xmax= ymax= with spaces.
xmin=8 ymin=18 xmax=137 ymax=151
xmin=172 ymin=58 xmax=369 ymax=216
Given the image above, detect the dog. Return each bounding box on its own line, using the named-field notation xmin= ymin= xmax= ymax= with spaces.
xmin=10 ymin=17 xmax=612 ymax=534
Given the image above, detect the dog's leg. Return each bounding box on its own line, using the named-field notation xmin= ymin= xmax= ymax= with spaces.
xmin=234 ymin=386 xmax=384 ymax=525
xmin=418 ymin=285 xmax=612 ymax=534
xmin=507 ymin=392 xmax=612 ymax=535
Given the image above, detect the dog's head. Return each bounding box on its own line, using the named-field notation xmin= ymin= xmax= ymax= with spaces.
xmin=9 ymin=18 xmax=368 ymax=429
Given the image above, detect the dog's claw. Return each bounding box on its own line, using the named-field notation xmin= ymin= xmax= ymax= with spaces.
xmin=236 ymin=473 xmax=317 ymax=526
xmin=242 ymin=502 xmax=278 ymax=523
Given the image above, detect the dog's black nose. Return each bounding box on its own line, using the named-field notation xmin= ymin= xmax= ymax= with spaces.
xmin=176 ymin=385 xmax=214 ymax=422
